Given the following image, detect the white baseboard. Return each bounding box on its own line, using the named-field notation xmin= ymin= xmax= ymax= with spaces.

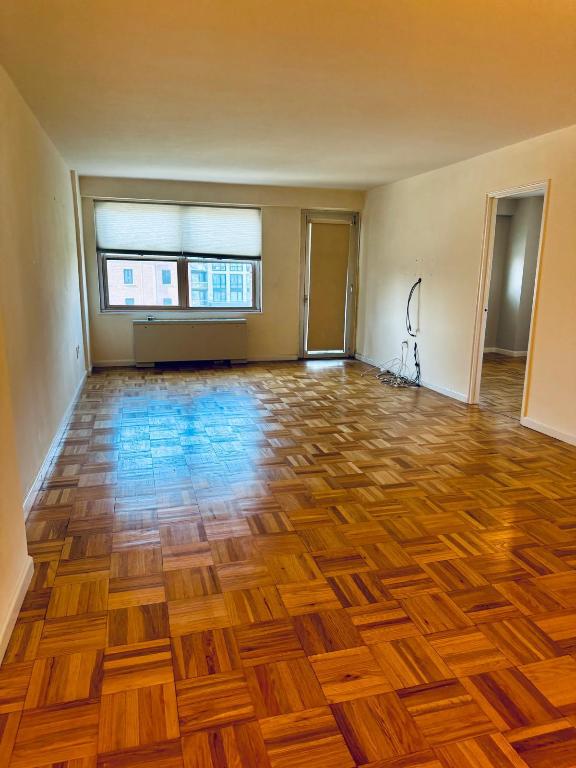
xmin=419 ymin=379 xmax=469 ymax=403
xmin=354 ymin=352 xmax=380 ymax=368
xmin=520 ymin=417 xmax=576 ymax=447
xmin=248 ymin=355 xmax=299 ymax=362
xmin=0 ymin=555 xmax=33 ymax=664
xmin=484 ymin=347 xmax=527 ymax=357
xmin=92 ymin=359 xmax=135 ymax=367
xmin=22 ymin=371 xmax=87 ymax=519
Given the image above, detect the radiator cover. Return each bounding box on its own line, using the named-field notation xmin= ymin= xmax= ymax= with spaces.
xmin=133 ymin=319 xmax=247 ymax=364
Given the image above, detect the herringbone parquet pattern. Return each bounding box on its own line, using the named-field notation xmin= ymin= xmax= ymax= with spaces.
xmin=2 ymin=359 xmax=576 ymax=767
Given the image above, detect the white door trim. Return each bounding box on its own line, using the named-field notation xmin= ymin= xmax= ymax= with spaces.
xmin=468 ymin=179 xmax=550 ymax=418
xmin=299 ymin=210 xmax=360 ymax=359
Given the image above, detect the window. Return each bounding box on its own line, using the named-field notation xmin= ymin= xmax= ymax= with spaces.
xmin=104 ymin=259 xmax=179 ymax=307
xmin=191 ymin=289 xmax=208 ymax=304
xmin=95 ymin=201 xmax=262 ymax=311
xmin=190 ymin=270 xmax=207 ymax=285
xmin=230 ymin=274 xmax=243 ymax=302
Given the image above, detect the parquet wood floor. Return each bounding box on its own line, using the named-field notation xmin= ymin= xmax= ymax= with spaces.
xmin=480 ymin=354 xmax=526 ymax=418
xmin=2 ymin=358 xmax=576 ymax=767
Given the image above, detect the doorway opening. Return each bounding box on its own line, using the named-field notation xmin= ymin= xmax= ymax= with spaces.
xmin=470 ymin=183 xmax=548 ymax=419
xmin=300 ymin=211 xmax=359 ymax=358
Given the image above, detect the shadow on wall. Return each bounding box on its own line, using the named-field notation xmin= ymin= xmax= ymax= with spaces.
xmin=484 ymin=196 xmax=544 ymax=355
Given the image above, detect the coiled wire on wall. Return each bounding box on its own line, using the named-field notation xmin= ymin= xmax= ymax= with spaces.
xmin=363 ymin=277 xmax=422 ymax=388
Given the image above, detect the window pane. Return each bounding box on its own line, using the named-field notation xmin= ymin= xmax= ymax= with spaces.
xmin=190 ymin=270 xmax=207 ymax=285
xmin=187 ymin=261 xmax=255 ymax=308
xmin=105 ymin=259 xmax=179 ymax=307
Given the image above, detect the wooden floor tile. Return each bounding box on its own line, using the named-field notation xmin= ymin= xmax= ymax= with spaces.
xmin=97 ymin=739 xmax=183 ymax=767
xmin=46 ymin=580 xmax=108 ymax=618
xmin=507 ymin=720 xmax=576 ymax=768
xmin=107 ymin=604 xmax=169 ymax=646
xmin=234 ymin=619 xmax=304 ymax=666
xmin=3 ymin=622 xmax=44 ymax=664
xmin=246 ymin=657 xmax=326 ymax=716
xmin=176 ymin=670 xmax=254 ymax=733
xmin=436 ymin=732 xmax=530 ymax=767
xmin=0 ymin=711 xmax=21 ymax=765
xmin=521 ymin=656 xmax=576 ymax=716
xmin=371 ymin=635 xmax=452 ymax=689
xmin=293 ymin=609 xmax=363 ymax=654
xmin=181 ymin=722 xmax=271 ymax=768
xmin=428 ymin=627 xmax=512 ymax=676
xmin=164 ymin=566 xmax=220 ymax=601
xmin=0 ymin=662 xmax=32 ymax=715
xmin=224 ymin=586 xmax=288 ymax=625
xmin=171 ymin=629 xmax=241 ymax=680
xmin=108 ymin=574 xmax=166 ymax=609
xmin=102 ymin=639 xmax=174 ymax=693
xmin=309 ymin=645 xmax=393 ymax=703
xmin=98 ymin=682 xmax=179 ymax=752
xmin=331 ymin=692 xmax=428 ymax=763
xmin=168 ymin=594 xmax=230 ymax=636
xmin=25 ymin=651 xmax=103 ymax=709
xmin=259 ymin=706 xmax=354 ymax=768
xmin=466 ymin=667 xmax=561 ymax=729
xmin=348 ymin=600 xmax=420 ymax=643
xmin=398 ymin=679 xmax=497 ymax=745
xmin=38 ymin=614 xmax=107 ymax=658
xmin=11 ymin=701 xmax=99 ymax=767
xmin=402 ymin=593 xmax=472 ymax=634
xmin=110 ymin=548 xmax=162 ymax=578
xmin=480 ymin=617 xmax=561 ymax=664
xmin=277 ymin=580 xmax=341 ymax=615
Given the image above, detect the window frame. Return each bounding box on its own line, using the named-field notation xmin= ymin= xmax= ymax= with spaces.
xmin=98 ymin=252 xmax=261 ymax=313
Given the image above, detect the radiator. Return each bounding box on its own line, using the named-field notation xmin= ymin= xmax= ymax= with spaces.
xmin=133 ymin=319 xmax=247 ymax=364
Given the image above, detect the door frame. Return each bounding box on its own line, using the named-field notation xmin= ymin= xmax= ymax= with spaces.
xmin=468 ymin=180 xmax=550 ymax=418
xmin=299 ymin=210 xmax=360 ymax=359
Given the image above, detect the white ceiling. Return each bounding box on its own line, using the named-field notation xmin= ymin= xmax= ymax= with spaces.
xmin=1 ymin=0 xmax=575 ymax=189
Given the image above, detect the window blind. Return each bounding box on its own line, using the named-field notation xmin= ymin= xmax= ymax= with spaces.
xmin=95 ymin=201 xmax=262 ymax=258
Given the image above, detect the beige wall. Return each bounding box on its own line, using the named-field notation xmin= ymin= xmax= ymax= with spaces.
xmin=357 ymin=124 xmax=576 ymax=442
xmin=0 ymin=311 xmax=32 ymax=659
xmin=0 ymin=66 xmax=86 ymax=498
xmin=79 ymin=177 xmax=364 ymax=365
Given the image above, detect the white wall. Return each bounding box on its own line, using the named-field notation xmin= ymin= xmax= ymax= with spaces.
xmin=79 ymin=177 xmax=364 ymax=366
xmin=0 ymin=66 xmax=86 ymax=499
xmin=356 ymin=124 xmax=576 ymax=442
xmin=0 ymin=65 xmax=86 ymax=657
